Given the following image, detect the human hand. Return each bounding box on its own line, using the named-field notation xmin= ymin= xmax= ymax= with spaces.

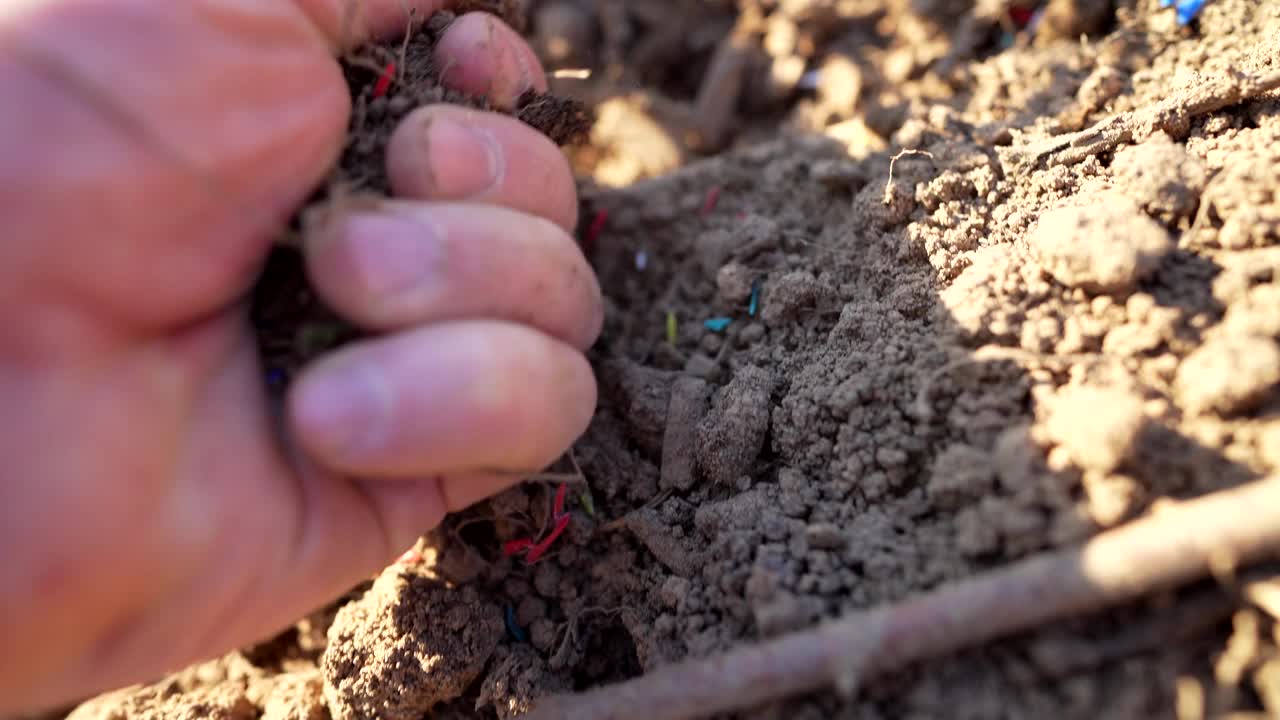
xmin=0 ymin=0 xmax=601 ymax=714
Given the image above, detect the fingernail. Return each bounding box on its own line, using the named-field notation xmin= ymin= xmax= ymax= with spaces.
xmin=345 ymin=212 xmax=445 ymax=301
xmin=511 ymin=41 xmax=535 ymax=101
xmin=425 ymin=115 xmax=504 ymax=198
xmin=486 ymin=14 xmax=534 ymax=104
xmin=294 ymin=357 xmax=390 ymax=462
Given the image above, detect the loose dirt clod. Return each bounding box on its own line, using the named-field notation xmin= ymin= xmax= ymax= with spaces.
xmin=1044 ymin=384 xmax=1146 ymax=474
xmin=260 ymin=671 xmax=328 ymax=720
xmin=661 ymin=376 xmax=710 ymax=491
xmin=321 ymin=568 xmax=503 ymax=720
xmin=475 ymin=645 xmax=572 ymax=720
xmin=695 ymin=365 xmax=773 ymax=486
xmin=1175 ymin=336 xmax=1280 ymax=417
xmin=66 ymin=683 xmax=256 ymax=720
xmin=1111 ymin=133 xmax=1208 ymax=226
xmin=1028 ymin=193 xmax=1173 ymax=295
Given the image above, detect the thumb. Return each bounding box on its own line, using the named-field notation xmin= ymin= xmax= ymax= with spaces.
xmin=0 ymin=0 xmax=347 ymax=330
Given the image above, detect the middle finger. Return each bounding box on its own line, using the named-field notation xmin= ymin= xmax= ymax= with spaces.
xmin=304 ymin=200 xmax=603 ymax=350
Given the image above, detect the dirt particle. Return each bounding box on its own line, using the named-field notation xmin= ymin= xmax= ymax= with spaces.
xmin=260 ymin=670 xmax=327 ymax=720
xmin=1175 ymin=335 xmax=1280 ymax=416
xmin=321 ymin=570 xmax=503 ymax=720
xmin=941 ymin=244 xmax=1026 ymax=343
xmin=954 ymin=505 xmax=1001 ymax=558
xmin=1044 ymin=385 xmax=1146 ymax=473
xmin=532 ymin=560 xmax=562 ymax=599
xmin=660 ymin=576 xmax=692 ymax=610
xmin=717 ymin=262 xmax=756 ymax=304
xmin=516 ymin=596 xmax=547 ymax=627
xmin=737 ymin=322 xmax=766 ymax=347
xmin=803 ymin=523 xmax=846 ymax=551
xmin=515 ymin=90 xmax=592 ymax=146
xmin=662 ymin=377 xmax=711 ymax=491
xmin=1259 ymin=422 xmax=1280 ymax=471
xmin=1256 ymin=657 xmax=1280 ymax=717
xmin=735 ymin=214 xmax=783 ymax=260
xmin=752 ymin=592 xmax=819 ymax=638
xmin=815 ymin=54 xmax=862 ymax=120
xmin=1217 ymin=609 xmax=1263 ymax=687
xmin=696 ymin=365 xmax=773 ymax=485
xmin=993 ymin=424 xmax=1046 ymax=491
xmin=1198 ymin=158 xmax=1280 ymax=250
xmin=1082 ymin=473 xmax=1142 ymax=527
xmin=927 ymin=443 xmax=998 ymax=510
xmin=626 ymin=507 xmax=701 ymax=577
xmin=1111 ymin=133 xmax=1207 ymax=226
xmin=696 ymin=229 xmax=737 ymax=278
xmin=683 ymin=353 xmax=720 ymax=381
xmin=1074 ymin=65 xmax=1127 ymax=114
xmin=529 ymin=619 xmax=558 ymax=654
xmin=1222 ymin=285 xmax=1280 ymax=339
xmin=67 ymin=682 xmax=256 ymax=720
xmin=760 ymin=270 xmax=832 ymax=326
xmin=476 ymin=645 xmax=572 ymax=720
xmin=1028 ymin=192 xmax=1173 ymax=295
xmin=694 ymin=487 xmax=771 ymax=535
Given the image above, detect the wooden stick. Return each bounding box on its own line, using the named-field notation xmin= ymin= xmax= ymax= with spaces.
xmin=520 ymin=477 xmax=1280 ymax=720
xmin=685 ymin=10 xmax=760 ymax=153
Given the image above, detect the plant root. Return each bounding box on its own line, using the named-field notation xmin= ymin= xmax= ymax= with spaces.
xmin=520 ymin=476 xmax=1280 ymax=720
xmin=883 ymin=149 xmax=935 ymax=205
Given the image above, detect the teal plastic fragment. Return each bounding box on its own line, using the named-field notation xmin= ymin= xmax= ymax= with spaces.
xmin=1161 ymin=0 xmax=1206 ymax=25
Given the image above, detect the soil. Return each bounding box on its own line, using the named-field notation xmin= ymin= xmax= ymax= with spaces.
xmin=58 ymin=0 xmax=1280 ymax=719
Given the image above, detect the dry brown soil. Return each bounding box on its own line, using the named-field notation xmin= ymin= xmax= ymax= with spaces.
xmin=58 ymin=0 xmax=1280 ymax=718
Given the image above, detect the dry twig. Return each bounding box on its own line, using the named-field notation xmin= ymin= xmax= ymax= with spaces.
xmin=521 ymin=477 xmax=1280 ymax=720
xmin=686 ymin=8 xmax=762 ymax=153
xmin=1002 ymin=65 xmax=1280 ymax=170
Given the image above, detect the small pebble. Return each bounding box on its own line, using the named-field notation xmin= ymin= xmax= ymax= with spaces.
xmin=804 ymin=523 xmax=846 ymax=550
xmin=684 ymin=353 xmax=719 ymax=381
xmin=738 ymin=323 xmax=766 ymax=346
xmin=717 ymin=262 xmax=755 ymax=304
xmin=700 ymin=333 xmax=724 ymax=354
